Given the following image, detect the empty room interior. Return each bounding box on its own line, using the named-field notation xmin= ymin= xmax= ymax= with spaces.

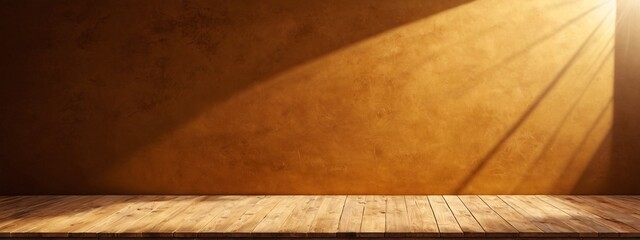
xmin=1 ymin=0 xmax=640 ymax=239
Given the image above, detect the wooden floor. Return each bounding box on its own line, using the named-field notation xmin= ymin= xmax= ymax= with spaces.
xmin=0 ymin=196 xmax=639 ymax=238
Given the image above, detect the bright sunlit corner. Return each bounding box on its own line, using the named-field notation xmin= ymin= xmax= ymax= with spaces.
xmin=0 ymin=0 xmax=638 ymax=239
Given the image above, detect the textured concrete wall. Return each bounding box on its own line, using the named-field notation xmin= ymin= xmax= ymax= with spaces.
xmin=0 ymin=0 xmax=637 ymax=194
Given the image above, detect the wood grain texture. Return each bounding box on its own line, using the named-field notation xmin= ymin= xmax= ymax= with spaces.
xmin=385 ymin=196 xmax=410 ymax=237
xmin=279 ymin=196 xmax=322 ymax=237
xmin=459 ymin=195 xmax=517 ymax=237
xmin=171 ymin=196 xmax=234 ymax=237
xmin=0 ymin=195 xmax=639 ymax=238
xmin=555 ymin=196 xmax=640 ymax=237
xmin=428 ymin=195 xmax=463 ymax=237
xmin=500 ymin=195 xmax=587 ymax=238
xmin=224 ymin=196 xmax=282 ymax=236
xmin=252 ymin=196 xmax=299 ymax=237
xmin=199 ymin=195 xmax=264 ymax=237
xmin=360 ymin=195 xmax=386 ymax=237
xmin=443 ymin=195 xmax=484 ymax=237
xmin=480 ymin=195 xmax=544 ymax=237
xmin=537 ymin=195 xmax=635 ymax=237
xmin=337 ymin=195 xmax=365 ymax=237
xmin=15 ymin=196 xmax=119 ymax=237
xmin=309 ymin=196 xmax=346 ymax=237
xmin=2 ymin=196 xmax=93 ymax=237
xmin=405 ymin=195 xmax=439 ymax=237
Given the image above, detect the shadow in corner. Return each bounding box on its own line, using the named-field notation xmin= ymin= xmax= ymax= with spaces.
xmin=0 ymin=0 xmax=472 ymax=194
xmin=573 ymin=0 xmax=640 ymax=194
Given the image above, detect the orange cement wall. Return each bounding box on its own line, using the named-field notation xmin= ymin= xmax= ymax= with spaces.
xmin=0 ymin=0 xmax=638 ymax=194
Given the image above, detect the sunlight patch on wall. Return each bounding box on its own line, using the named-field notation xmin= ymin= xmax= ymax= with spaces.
xmin=103 ymin=0 xmax=616 ymax=194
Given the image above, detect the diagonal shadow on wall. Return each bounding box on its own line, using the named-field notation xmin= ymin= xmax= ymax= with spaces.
xmin=453 ymin=4 xmax=613 ymax=193
xmin=0 ymin=0 xmax=472 ymax=194
xmin=572 ymin=0 xmax=640 ymax=194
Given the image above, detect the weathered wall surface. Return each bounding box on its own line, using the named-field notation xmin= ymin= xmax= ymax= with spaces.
xmin=1 ymin=0 xmax=636 ymax=194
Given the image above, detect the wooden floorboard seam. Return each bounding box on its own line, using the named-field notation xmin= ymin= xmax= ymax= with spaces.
xmin=0 ymin=195 xmax=639 ymax=238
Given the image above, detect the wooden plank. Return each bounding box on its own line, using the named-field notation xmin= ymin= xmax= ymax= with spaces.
xmin=141 ymin=196 xmax=221 ymax=237
xmin=404 ymin=195 xmax=438 ymax=237
xmin=0 ymin=196 xmax=90 ymax=237
xmin=64 ymin=196 xmax=139 ymax=237
xmin=107 ymin=196 xmax=173 ymax=237
xmin=443 ymin=195 xmax=484 ymax=237
xmin=0 ymin=196 xmax=16 ymax=201
xmin=459 ymin=195 xmax=517 ymax=237
xmin=0 ymin=196 xmax=42 ymax=213
xmin=308 ymin=195 xmax=346 ymax=237
xmin=0 ymin=196 xmax=16 ymax=204
xmin=538 ymin=195 xmax=635 ymax=237
xmin=1 ymin=195 xmax=640 ymax=238
xmin=79 ymin=196 xmax=170 ymax=237
xmin=336 ymin=195 xmax=365 ymax=237
xmin=359 ymin=195 xmax=386 ymax=237
xmin=18 ymin=195 xmax=116 ymax=237
xmin=137 ymin=196 xmax=205 ymax=237
xmin=588 ymin=196 xmax=640 ymax=217
xmin=199 ymin=195 xmax=264 ymax=237
xmin=172 ymin=196 xmax=241 ymax=237
xmin=616 ymin=196 xmax=640 ymax=203
xmin=523 ymin=196 xmax=601 ymax=237
xmin=4 ymin=196 xmax=93 ymax=237
xmin=279 ymin=196 xmax=322 ymax=237
xmin=0 ymin=196 xmax=65 ymax=223
xmin=0 ymin=196 xmax=23 ymax=208
xmin=385 ymin=196 xmax=410 ymax=237
xmin=480 ymin=195 xmax=543 ymax=237
xmin=576 ymin=196 xmax=640 ymax=225
xmin=224 ymin=196 xmax=283 ymax=236
xmin=604 ymin=196 xmax=640 ymax=212
xmin=428 ymin=195 xmax=463 ymax=237
xmin=499 ymin=195 xmax=584 ymax=237
xmin=116 ymin=196 xmax=198 ymax=237
xmin=555 ymin=196 xmax=640 ymax=237
xmin=111 ymin=196 xmax=175 ymax=236
xmin=0 ymin=197 xmax=48 ymax=226
xmin=252 ymin=196 xmax=299 ymax=237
